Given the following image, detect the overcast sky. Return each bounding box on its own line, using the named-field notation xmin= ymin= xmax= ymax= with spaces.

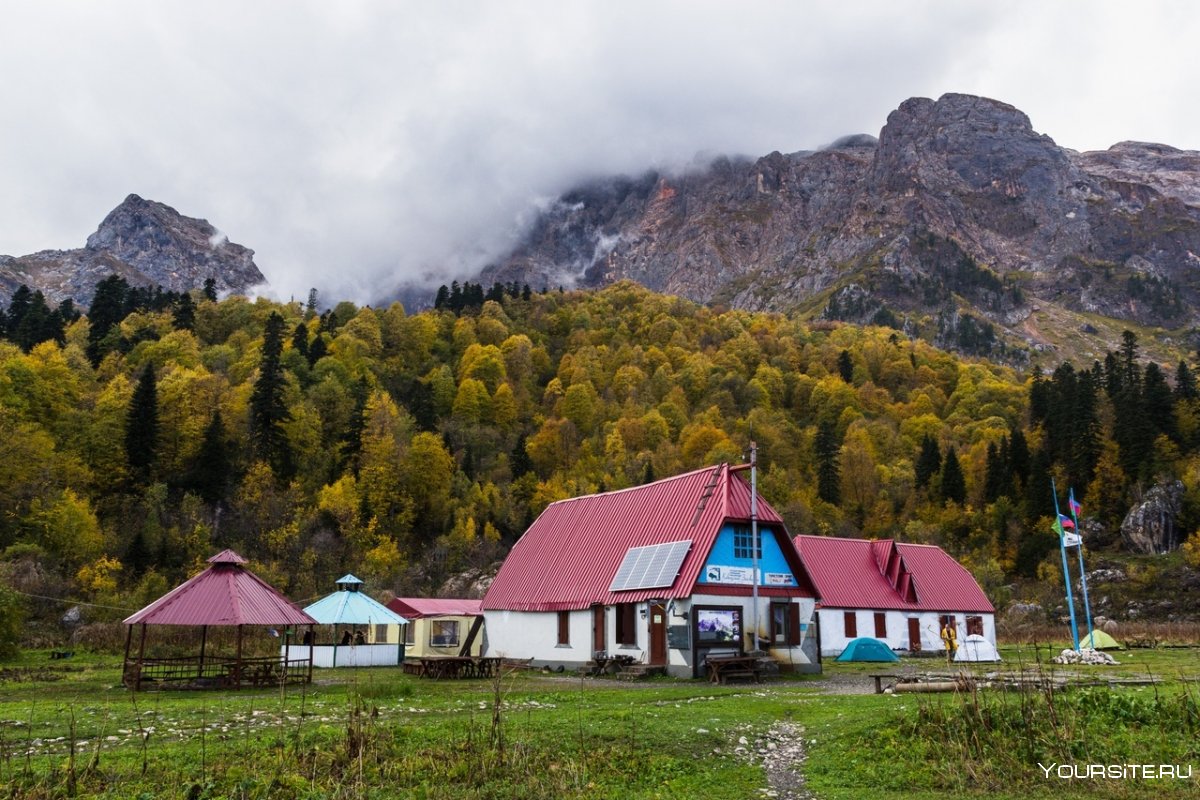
xmin=2 ymin=1 xmax=1197 ymax=303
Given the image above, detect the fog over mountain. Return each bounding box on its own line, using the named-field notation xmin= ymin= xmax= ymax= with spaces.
xmin=2 ymin=2 xmax=1198 ymax=304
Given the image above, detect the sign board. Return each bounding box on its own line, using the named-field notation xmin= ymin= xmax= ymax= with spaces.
xmin=705 ymin=565 xmax=756 ymax=585
xmin=667 ymin=624 xmax=690 ymax=650
xmin=764 ymin=572 xmax=795 ymax=585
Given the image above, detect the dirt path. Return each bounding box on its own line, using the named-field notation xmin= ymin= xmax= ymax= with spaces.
xmin=733 ymin=721 xmax=815 ymax=799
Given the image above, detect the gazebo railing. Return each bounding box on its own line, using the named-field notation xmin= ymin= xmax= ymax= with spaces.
xmin=124 ymin=655 xmax=311 ymax=690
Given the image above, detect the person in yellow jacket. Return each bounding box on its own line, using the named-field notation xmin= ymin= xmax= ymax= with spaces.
xmin=940 ymin=619 xmax=958 ymax=663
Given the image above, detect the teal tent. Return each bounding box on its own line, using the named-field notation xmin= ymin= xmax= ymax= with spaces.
xmin=836 ymin=637 xmax=900 ymax=663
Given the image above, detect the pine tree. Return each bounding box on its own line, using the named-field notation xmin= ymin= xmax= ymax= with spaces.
xmin=837 ymin=349 xmax=853 ymax=383
xmin=125 ymin=365 xmax=159 ymax=483
xmin=340 ymin=379 xmax=370 ymax=474
xmin=510 ymin=433 xmax=534 ymax=478
xmin=306 ymin=288 xmax=319 ymax=318
xmin=291 ymin=322 xmax=310 ymax=359
xmin=191 ymin=411 xmax=231 ymax=505
xmin=249 ymin=312 xmax=292 ymax=476
xmin=940 ymin=446 xmax=966 ymax=504
xmin=914 ymin=434 xmax=942 ymax=489
xmin=202 ymin=278 xmax=218 ymax=302
xmin=172 ymin=292 xmax=195 ymax=331
xmin=87 ymin=275 xmax=130 ymax=365
xmin=1175 ymin=361 xmax=1197 ymax=400
xmin=307 ymin=334 xmax=327 ymax=367
xmin=1143 ymin=362 xmax=1176 ymax=441
xmin=984 ymin=442 xmax=1004 ymax=503
xmin=815 ymin=422 xmax=841 ymax=505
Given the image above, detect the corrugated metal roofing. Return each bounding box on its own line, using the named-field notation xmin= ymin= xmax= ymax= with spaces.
xmin=794 ymin=535 xmax=994 ymax=613
xmin=387 ymin=598 xmax=483 ymax=619
xmin=123 ymin=550 xmax=318 ymax=627
xmin=483 ymin=463 xmax=812 ymax=612
xmin=304 ymin=587 xmax=408 ymax=626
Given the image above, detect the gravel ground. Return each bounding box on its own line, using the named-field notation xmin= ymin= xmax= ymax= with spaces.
xmin=730 ymin=721 xmax=815 ymax=800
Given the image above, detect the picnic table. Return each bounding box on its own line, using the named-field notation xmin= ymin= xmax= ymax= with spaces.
xmin=590 ymin=652 xmax=637 ymax=676
xmin=704 ymin=654 xmax=763 ymax=684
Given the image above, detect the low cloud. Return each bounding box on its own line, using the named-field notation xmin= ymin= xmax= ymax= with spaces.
xmin=1 ymin=2 xmax=1196 ymax=305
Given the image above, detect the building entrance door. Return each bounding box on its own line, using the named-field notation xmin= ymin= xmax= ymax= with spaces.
xmin=648 ymin=602 xmax=667 ymax=666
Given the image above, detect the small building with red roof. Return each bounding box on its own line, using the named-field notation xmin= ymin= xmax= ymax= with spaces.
xmin=482 ymin=464 xmax=820 ymax=677
xmin=385 ymin=597 xmax=485 ymax=658
xmin=793 ymin=535 xmax=996 ymax=657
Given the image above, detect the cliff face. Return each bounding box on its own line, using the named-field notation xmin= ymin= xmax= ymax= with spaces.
xmin=481 ymin=93 xmax=1200 ymax=359
xmin=0 ymin=195 xmax=265 ymax=307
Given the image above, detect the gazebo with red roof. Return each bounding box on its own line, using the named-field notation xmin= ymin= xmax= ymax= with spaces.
xmin=122 ymin=549 xmax=318 ymax=690
xmin=481 ymin=463 xmax=820 ymax=678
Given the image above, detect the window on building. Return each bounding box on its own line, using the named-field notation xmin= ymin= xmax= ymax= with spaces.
xmin=404 ymin=623 xmax=414 ymax=645
xmin=770 ymin=603 xmax=800 ymax=646
xmin=615 ymin=604 xmax=638 ymax=646
xmin=557 ymin=611 xmax=570 ymax=646
xmin=429 ymin=619 xmax=460 ymax=647
xmin=732 ymin=524 xmax=762 ymax=560
xmin=374 ymin=624 xmax=388 ymax=644
xmin=843 ymin=611 xmax=857 ymax=638
xmin=966 ymin=615 xmax=984 ymax=636
xmin=874 ymin=612 xmax=887 ymax=638
xmin=696 ymin=607 xmax=742 ymax=645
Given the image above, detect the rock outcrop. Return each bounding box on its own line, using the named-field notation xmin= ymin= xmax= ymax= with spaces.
xmin=480 ymin=93 xmax=1200 ymax=360
xmin=1120 ymin=480 xmax=1185 ymax=554
xmin=0 ymin=195 xmax=265 ymax=308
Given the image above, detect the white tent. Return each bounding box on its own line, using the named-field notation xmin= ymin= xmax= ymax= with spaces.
xmin=953 ymin=633 xmax=1001 ymax=662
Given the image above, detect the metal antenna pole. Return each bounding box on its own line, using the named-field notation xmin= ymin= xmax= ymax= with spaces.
xmin=1070 ymin=492 xmax=1094 ymax=645
xmin=750 ymin=441 xmax=759 ymax=653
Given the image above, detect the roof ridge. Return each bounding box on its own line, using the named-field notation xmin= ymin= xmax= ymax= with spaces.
xmin=542 ymin=463 xmax=728 ymax=507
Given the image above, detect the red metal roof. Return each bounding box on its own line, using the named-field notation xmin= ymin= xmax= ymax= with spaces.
xmin=793 ymin=535 xmax=994 ymax=613
xmin=483 ymin=464 xmax=812 ymax=612
xmin=123 ymin=550 xmax=318 ymax=627
xmin=386 ymin=598 xmax=483 ymax=619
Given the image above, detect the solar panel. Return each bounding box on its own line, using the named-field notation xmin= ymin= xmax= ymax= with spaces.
xmin=609 ymin=540 xmax=691 ymax=591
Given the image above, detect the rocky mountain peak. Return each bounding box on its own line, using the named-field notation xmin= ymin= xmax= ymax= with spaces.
xmin=0 ymin=196 xmax=266 ymax=308
xmin=478 ymin=92 xmax=1200 ymax=363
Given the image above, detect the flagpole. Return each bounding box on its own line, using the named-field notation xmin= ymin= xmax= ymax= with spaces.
xmin=1069 ymin=489 xmax=1094 ymax=646
xmin=1051 ymin=478 xmax=1080 ymax=651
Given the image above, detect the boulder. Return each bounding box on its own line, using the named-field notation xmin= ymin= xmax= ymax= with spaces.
xmin=1120 ymin=480 xmax=1184 ymax=554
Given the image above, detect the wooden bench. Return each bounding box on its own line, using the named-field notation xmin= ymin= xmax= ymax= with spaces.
xmin=869 ymin=673 xmax=902 ymax=694
xmin=705 ymin=654 xmax=763 ymax=684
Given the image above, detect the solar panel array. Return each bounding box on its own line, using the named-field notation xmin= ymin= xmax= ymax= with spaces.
xmin=609 ymin=540 xmax=692 ymax=591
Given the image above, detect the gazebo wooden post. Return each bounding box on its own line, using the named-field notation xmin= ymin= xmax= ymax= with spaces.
xmin=122 ymin=625 xmax=133 ymax=686
xmin=134 ymin=623 xmax=148 ymax=692
xmin=234 ymin=625 xmax=244 ymax=689
xmin=307 ymin=624 xmax=315 ymax=684
xmin=198 ymin=625 xmax=208 ymax=680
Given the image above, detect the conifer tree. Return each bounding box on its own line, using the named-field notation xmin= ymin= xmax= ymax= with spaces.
xmin=172 ymin=292 xmax=195 ymax=330
xmin=1175 ymin=361 xmax=1197 ymax=401
xmin=191 ymin=411 xmax=231 ymax=505
xmin=940 ymin=446 xmax=966 ymax=504
xmin=815 ymin=421 xmax=841 ymax=505
xmin=249 ymin=312 xmax=292 ymax=476
xmin=306 ymin=288 xmax=319 ymax=318
xmin=837 ymin=350 xmax=853 ymax=383
xmin=984 ymin=442 xmax=1004 ymax=503
xmin=1143 ymin=362 xmax=1176 ymax=441
xmin=307 ymin=334 xmax=327 ymax=367
xmin=202 ymin=278 xmax=218 ymax=302
xmin=914 ymin=434 xmax=942 ymax=489
xmin=125 ymin=365 xmax=159 ymax=483
xmin=291 ymin=322 xmax=309 ymax=359
xmin=87 ymin=275 xmax=130 ymax=365
xmin=510 ymin=433 xmax=534 ymax=479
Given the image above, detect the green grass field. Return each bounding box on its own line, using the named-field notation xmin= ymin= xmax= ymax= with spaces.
xmin=0 ymin=645 xmax=1196 ymax=799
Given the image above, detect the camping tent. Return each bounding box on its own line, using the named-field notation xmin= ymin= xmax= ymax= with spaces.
xmin=836 ymin=637 xmax=900 ymax=662
xmin=1080 ymin=630 xmax=1122 ymax=650
xmin=953 ymin=633 xmax=1001 ymax=662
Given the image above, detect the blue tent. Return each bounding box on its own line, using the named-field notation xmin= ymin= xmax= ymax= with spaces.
xmin=836 ymin=637 xmax=900 ymax=663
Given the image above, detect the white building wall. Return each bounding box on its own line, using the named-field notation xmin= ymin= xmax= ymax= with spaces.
xmin=486 ymin=595 xmax=819 ymax=678
xmin=816 ymin=608 xmax=996 ymax=656
xmin=281 ymin=643 xmax=405 ymax=668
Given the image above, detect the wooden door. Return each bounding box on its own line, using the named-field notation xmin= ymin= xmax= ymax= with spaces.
xmin=907 ymin=618 xmax=922 ymax=652
xmin=648 ymin=602 xmax=667 ymax=665
xmin=592 ymin=605 xmax=606 ymax=653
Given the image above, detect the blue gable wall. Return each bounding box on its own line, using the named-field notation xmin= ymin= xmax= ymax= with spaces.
xmin=697 ymin=523 xmax=797 ymax=587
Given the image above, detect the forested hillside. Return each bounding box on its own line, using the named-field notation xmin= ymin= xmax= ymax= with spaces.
xmin=1 ymin=278 xmax=1198 ymax=638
